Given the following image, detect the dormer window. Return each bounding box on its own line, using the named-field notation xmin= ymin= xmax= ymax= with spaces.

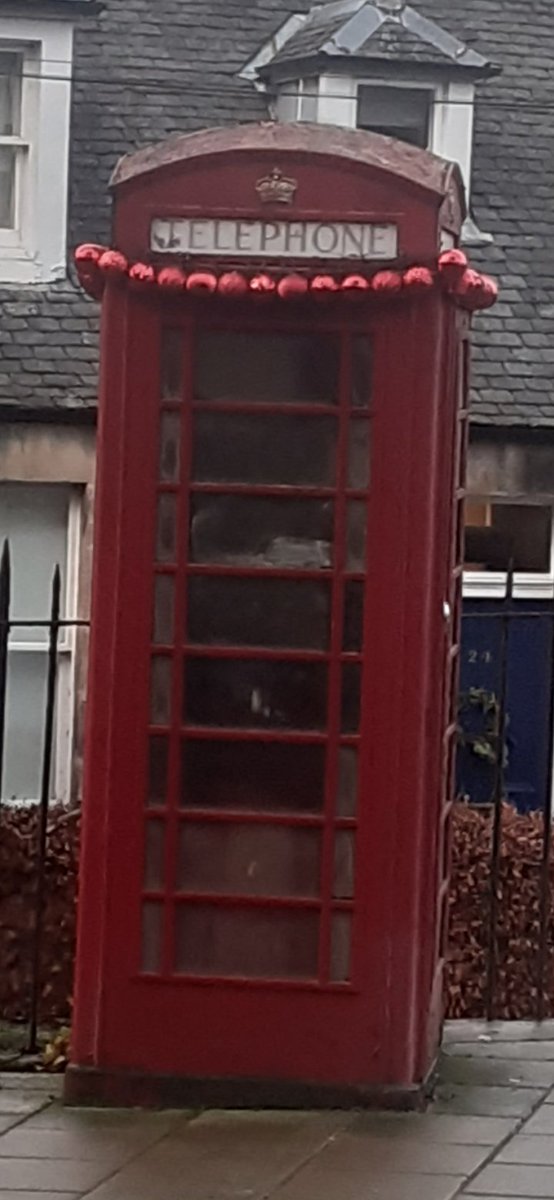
xmin=242 ymin=1 xmax=499 ymax=246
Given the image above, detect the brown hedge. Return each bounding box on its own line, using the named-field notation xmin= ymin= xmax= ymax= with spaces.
xmin=1 ymin=801 xmax=553 ymax=1026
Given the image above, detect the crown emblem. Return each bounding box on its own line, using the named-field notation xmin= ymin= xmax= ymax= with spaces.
xmin=256 ymin=167 xmax=297 ymax=206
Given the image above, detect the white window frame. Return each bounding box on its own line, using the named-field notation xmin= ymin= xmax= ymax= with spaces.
xmin=0 ymin=15 xmax=74 ymax=284
xmin=6 ymin=488 xmax=81 ymax=805
xmin=463 ymin=502 xmax=554 ymax=601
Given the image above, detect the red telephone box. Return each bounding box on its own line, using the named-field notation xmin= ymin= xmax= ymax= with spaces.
xmin=67 ymin=123 xmax=496 ymax=1108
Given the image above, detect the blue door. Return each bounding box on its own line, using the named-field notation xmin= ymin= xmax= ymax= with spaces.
xmin=458 ymin=600 xmax=554 ymax=813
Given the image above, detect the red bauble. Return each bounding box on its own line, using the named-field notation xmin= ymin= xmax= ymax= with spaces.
xmin=98 ymin=249 xmax=128 ymax=279
xmin=479 ymin=275 xmax=499 ymax=310
xmin=129 ymin=262 xmax=156 ymax=288
xmin=218 ymin=271 xmax=248 ymax=297
xmin=310 ymin=275 xmax=339 ymax=299
xmin=157 ymin=267 xmax=186 ymax=290
xmin=77 ymin=268 xmax=104 ymax=301
xmin=403 ymin=266 xmax=435 ymax=293
xmin=438 ymin=248 xmax=468 ymax=288
xmin=75 ymin=243 xmax=105 ymax=266
xmin=341 ymin=275 xmax=369 ymax=299
xmin=187 ymin=272 xmax=217 ymax=295
xmin=371 ymin=270 xmax=402 ymax=296
xmin=250 ymin=274 xmax=276 ymax=298
xmin=277 ymin=274 xmax=308 ymax=300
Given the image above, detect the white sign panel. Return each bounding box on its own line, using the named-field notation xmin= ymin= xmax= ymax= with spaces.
xmin=151 ymin=217 xmax=398 ymax=261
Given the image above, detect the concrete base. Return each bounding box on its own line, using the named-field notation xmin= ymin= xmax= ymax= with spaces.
xmin=64 ymin=1064 xmax=436 ymax=1112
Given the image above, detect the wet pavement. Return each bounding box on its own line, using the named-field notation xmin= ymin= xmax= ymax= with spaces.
xmin=0 ymin=1022 xmax=554 ymax=1199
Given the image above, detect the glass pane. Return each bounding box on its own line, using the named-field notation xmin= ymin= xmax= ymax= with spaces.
xmin=330 ymin=912 xmax=352 ymax=982
xmin=195 ymin=332 xmax=340 ymax=405
xmin=153 ymin=574 xmax=175 ymax=645
xmin=0 ymin=146 xmax=15 ymax=229
xmin=343 ymin=581 xmax=364 ymax=652
xmin=333 ymin=832 xmax=355 ymax=899
xmin=190 ymin=495 xmax=333 ymax=569
xmin=348 ymin=420 xmax=371 ymax=489
xmin=464 ymin=500 xmax=552 ymax=574
xmin=155 ymin=494 xmax=177 ymax=563
xmin=351 ymin=337 xmax=373 ymax=408
xmin=150 ymin=655 xmax=172 ymax=725
xmin=141 ymin=902 xmax=164 ymax=973
xmin=180 ymin=740 xmax=326 ymax=813
xmin=144 ymin=820 xmax=166 ymax=890
xmin=341 ymin=663 xmax=361 ymax=734
xmin=0 ymin=484 xmax=69 ymax=642
xmin=187 ymin=576 xmax=330 ymax=650
xmin=147 ymin=735 xmax=168 ymax=806
xmin=177 ymin=823 xmax=321 ymax=898
xmin=159 ymin=412 xmax=181 ymax=482
xmin=2 ymin=652 xmax=54 ymax=801
xmin=0 ymin=53 xmax=21 ymax=136
xmin=161 ymin=328 xmax=183 ymax=401
xmin=175 ymin=905 xmax=319 ymax=979
xmin=346 ymin=502 xmax=367 ymax=572
xmin=192 ymin=412 xmax=337 ymax=486
xmin=337 ymin=747 xmax=358 ymax=817
xmin=185 ymin=658 xmax=328 ymax=731
xmin=358 ymin=85 xmax=430 ymax=149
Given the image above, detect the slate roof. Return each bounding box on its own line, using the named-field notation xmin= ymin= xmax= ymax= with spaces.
xmin=0 ymin=0 xmax=553 ymax=428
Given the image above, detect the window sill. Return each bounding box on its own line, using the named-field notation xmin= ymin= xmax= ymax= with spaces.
xmin=463 ymin=571 xmax=554 ymax=600
xmin=0 ymin=244 xmax=65 ymax=285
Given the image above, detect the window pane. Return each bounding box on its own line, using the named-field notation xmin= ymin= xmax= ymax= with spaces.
xmin=161 ymin=328 xmax=183 ymax=401
xmin=195 ymin=332 xmax=340 ymax=404
xmin=0 ymin=53 xmax=22 ymax=136
xmin=0 ymin=146 xmax=15 ymax=229
xmin=351 ymin=337 xmax=372 ymax=408
xmin=187 ymin=576 xmax=330 ymax=650
xmin=184 ymin=658 xmax=328 ymax=731
xmin=348 ymin=420 xmax=371 ymax=489
xmin=155 ymin=494 xmax=177 ymax=563
xmin=141 ymin=902 xmax=164 ymax=973
xmin=330 ymin=913 xmax=352 ymax=982
xmin=147 ymin=735 xmax=169 ymax=806
xmin=341 ymin=663 xmax=361 ymax=734
xmin=358 ymin=85 xmax=430 ymax=149
xmin=337 ymin=747 xmax=358 ymax=817
xmin=190 ymin=495 xmax=333 ymax=569
xmin=0 ymin=484 xmax=69 ymax=642
xmin=180 ymin=740 xmax=326 ymax=813
xmin=177 ymin=823 xmax=321 ymax=898
xmin=150 ymin=655 xmax=172 ymax=725
xmin=464 ymin=501 xmax=552 ymax=573
xmin=343 ymin=581 xmax=364 ymax=652
xmin=144 ymin=820 xmax=166 ymax=890
xmin=159 ymin=412 xmax=181 ymax=482
xmin=2 ymin=651 xmax=53 ymax=801
xmin=153 ymin=574 xmax=175 ymax=645
xmin=346 ymin=502 xmax=367 ymax=572
xmin=333 ymin=831 xmax=355 ymax=899
xmin=175 ymin=905 xmax=319 ymax=979
xmin=192 ymin=412 xmax=337 ymax=486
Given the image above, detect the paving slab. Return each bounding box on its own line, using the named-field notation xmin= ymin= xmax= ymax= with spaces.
xmin=445 ymin=1041 xmax=554 ymax=1061
xmin=22 ymin=1104 xmax=182 ymax=1132
xmin=440 ymin=1055 xmax=554 ymax=1088
xmin=0 ymin=1158 xmax=114 ymax=1193
xmin=465 ymin=1163 xmax=554 ymax=1196
xmin=296 ymin=1131 xmax=490 ymax=1176
xmin=522 ymin=1105 xmax=554 ymax=1134
xmin=349 ymin=1113 xmax=519 ymax=1145
xmin=0 ymin=1124 xmax=173 ymax=1162
xmin=0 ymin=1094 xmax=48 ymax=1117
xmin=85 ymin=1110 xmax=351 ymax=1200
xmin=434 ymin=1083 xmax=545 ymax=1117
xmin=496 ymin=1133 xmax=554 ymax=1164
xmin=0 ymin=1193 xmax=80 ymax=1200
xmin=271 ymin=1162 xmax=466 ymax=1200
xmin=445 ymin=1022 xmax=554 ymax=1044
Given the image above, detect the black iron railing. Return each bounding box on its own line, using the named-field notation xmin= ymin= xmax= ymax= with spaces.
xmin=0 ymin=539 xmax=89 ymax=1051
